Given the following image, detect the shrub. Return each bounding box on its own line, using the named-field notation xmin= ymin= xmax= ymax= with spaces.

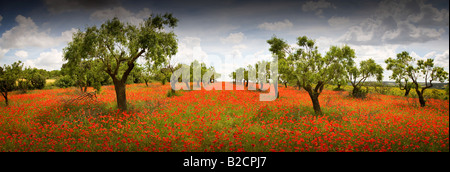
xmin=17 ymin=80 xmax=31 ymax=94
xmin=166 ymin=89 xmax=180 ymax=97
xmin=30 ymin=73 xmax=46 ymax=90
xmin=92 ymin=82 xmax=102 ymax=93
xmin=351 ymin=87 xmax=369 ymax=99
xmin=55 ymin=75 xmax=74 ymax=88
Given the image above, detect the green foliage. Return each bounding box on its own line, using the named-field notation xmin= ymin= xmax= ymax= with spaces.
xmin=389 ymin=51 xmax=449 ymax=107
xmin=17 ymin=80 xmax=30 ymax=94
xmin=29 ymin=73 xmax=46 ymax=90
xmin=267 ymin=36 xmax=354 ymax=114
xmin=231 ymin=67 xmax=248 ymax=85
xmin=327 ymin=45 xmax=355 ymax=90
xmin=0 ymin=61 xmax=24 ymax=105
xmin=166 ymin=89 xmax=180 ymax=97
xmin=63 ymin=13 xmax=179 ymax=110
xmin=351 ymin=87 xmax=369 ymax=99
xmin=60 ymin=59 xmax=107 ymax=92
xmin=348 ymin=59 xmax=384 ymax=98
xmin=92 ymin=82 xmax=102 ymax=93
xmin=385 ymin=51 xmax=414 ymax=96
xmin=445 ymin=84 xmax=449 ymax=96
xmin=55 ymin=75 xmax=74 ymax=88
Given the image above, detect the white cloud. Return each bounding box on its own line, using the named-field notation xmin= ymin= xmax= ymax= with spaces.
xmin=409 ymin=50 xmax=449 ymax=71
xmin=0 ymin=15 xmax=77 ymax=59
xmin=350 ymin=44 xmax=399 ymax=69
xmin=220 ymin=32 xmax=245 ymax=44
xmin=171 ymin=37 xmax=209 ymax=65
xmin=302 ymin=0 xmax=335 ymax=17
xmin=90 ymin=7 xmax=152 ymax=26
xmin=417 ymin=50 xmax=449 ymax=70
xmin=230 ymin=44 xmax=247 ymax=59
xmin=0 ymin=49 xmax=8 ymax=59
xmin=14 ymin=50 xmax=28 ymax=59
xmin=346 ymin=44 xmax=400 ymax=81
xmin=316 ymin=36 xmax=336 ymax=54
xmin=434 ymin=50 xmax=449 ymax=70
xmin=410 ymin=51 xmax=423 ymax=61
xmin=24 ymin=49 xmax=64 ymax=71
xmin=328 ymin=16 xmax=350 ymax=27
xmin=258 ymin=19 xmax=293 ymax=31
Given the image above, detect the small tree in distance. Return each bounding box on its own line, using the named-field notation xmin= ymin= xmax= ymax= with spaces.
xmin=386 ymin=51 xmax=448 ymax=107
xmin=348 ymin=59 xmax=384 ymax=98
xmin=385 ymin=51 xmax=414 ymax=96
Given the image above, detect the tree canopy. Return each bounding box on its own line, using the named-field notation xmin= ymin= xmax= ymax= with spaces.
xmin=268 ymin=36 xmax=353 ymax=114
xmin=0 ymin=61 xmax=23 ymax=106
xmin=63 ymin=14 xmax=178 ymax=111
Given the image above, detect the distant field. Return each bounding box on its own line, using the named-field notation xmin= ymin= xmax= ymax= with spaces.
xmin=46 ymin=79 xmax=56 ymax=84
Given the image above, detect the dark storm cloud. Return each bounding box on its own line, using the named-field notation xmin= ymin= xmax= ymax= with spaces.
xmin=44 ymin=0 xmax=121 ymax=14
xmin=340 ymin=0 xmax=449 ymax=45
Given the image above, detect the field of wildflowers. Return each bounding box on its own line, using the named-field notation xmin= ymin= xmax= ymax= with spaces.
xmin=0 ymin=83 xmax=448 ymax=152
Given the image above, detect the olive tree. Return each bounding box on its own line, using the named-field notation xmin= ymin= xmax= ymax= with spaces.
xmin=268 ymin=36 xmax=352 ymax=115
xmin=63 ymin=14 xmax=178 ymax=111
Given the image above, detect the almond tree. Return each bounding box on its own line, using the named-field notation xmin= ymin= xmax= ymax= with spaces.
xmin=63 ymin=14 xmax=178 ymax=111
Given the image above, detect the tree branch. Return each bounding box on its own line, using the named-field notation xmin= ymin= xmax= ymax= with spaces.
xmin=121 ymin=49 xmax=146 ymax=83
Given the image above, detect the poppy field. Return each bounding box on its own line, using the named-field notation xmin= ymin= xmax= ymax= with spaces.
xmin=0 ymin=83 xmax=448 ymax=152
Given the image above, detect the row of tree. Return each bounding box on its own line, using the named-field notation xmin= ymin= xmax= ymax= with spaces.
xmin=2 ymin=14 xmax=448 ymax=113
xmin=0 ymin=61 xmax=51 ymax=105
xmin=227 ymin=36 xmax=447 ymax=115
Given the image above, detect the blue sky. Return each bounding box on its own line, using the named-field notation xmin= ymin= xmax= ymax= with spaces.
xmin=0 ymin=0 xmax=448 ymax=81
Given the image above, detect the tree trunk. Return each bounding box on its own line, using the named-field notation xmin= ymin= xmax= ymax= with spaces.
xmin=337 ymin=84 xmax=341 ymax=90
xmin=197 ymin=81 xmax=200 ymax=87
xmin=114 ymin=81 xmax=127 ymax=111
xmin=284 ymin=82 xmax=287 ymax=88
xmin=352 ymin=86 xmax=359 ymax=96
xmin=307 ymin=90 xmax=322 ymax=115
xmin=2 ymin=92 xmax=8 ymax=106
xmin=275 ymin=82 xmax=279 ymax=98
xmin=83 ymin=86 xmax=88 ymax=93
xmin=260 ymin=81 xmax=264 ymax=91
xmin=245 ymin=80 xmax=249 ymax=87
xmin=416 ymin=89 xmax=426 ymax=107
xmin=185 ymin=81 xmax=190 ymax=90
xmin=404 ymin=88 xmax=411 ymax=97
